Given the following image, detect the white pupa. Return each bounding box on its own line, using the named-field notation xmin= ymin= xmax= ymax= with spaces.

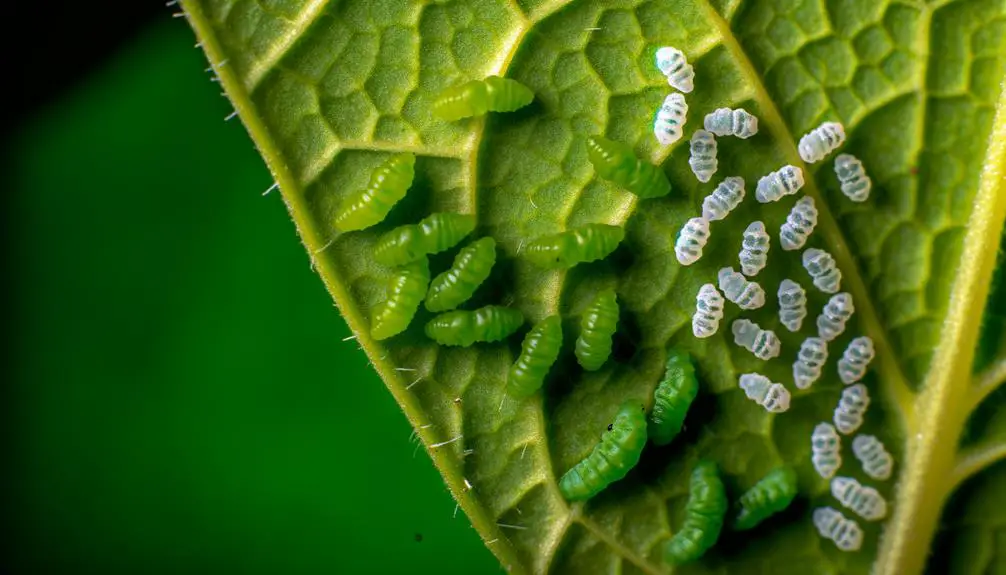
xmin=817 ymin=292 xmax=855 ymax=341
xmin=811 ymin=422 xmax=842 ymax=479
xmin=654 ymin=47 xmax=694 ymax=93
xmin=756 ymin=165 xmax=804 ymax=203
xmin=693 ymin=283 xmax=724 ymax=338
xmin=739 ymin=221 xmax=770 ymax=277
xmin=654 ymin=93 xmax=688 ymax=146
xmin=778 ymin=279 xmax=807 ymax=332
xmin=718 ymin=267 xmax=765 ymax=310
xmin=794 ymin=336 xmax=828 ymax=390
xmin=689 ymin=129 xmax=717 ymax=182
xmin=838 ymin=336 xmax=875 ymax=384
xmin=739 ymin=373 xmax=790 ymax=413
xmin=780 ymin=196 xmax=818 ymax=251
xmin=703 ymin=107 xmax=758 ymax=138
xmin=803 ymin=248 xmax=842 ymax=293
xmin=831 ymin=476 xmax=887 ymax=521
xmin=799 ymin=121 xmax=846 ymax=163
xmin=702 ymin=176 xmax=745 ymax=221
xmin=813 ymin=506 xmax=863 ymax=551
xmin=852 ymin=434 xmax=893 ymax=481
xmin=834 ymin=383 xmax=870 ymax=435
xmin=732 ymin=319 xmax=780 ymax=360
xmin=675 ymin=217 xmax=710 ymax=265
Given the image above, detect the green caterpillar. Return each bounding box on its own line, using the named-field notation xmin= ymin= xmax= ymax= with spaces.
xmin=576 ymin=288 xmax=619 ymax=371
xmin=558 ymin=401 xmax=648 ymax=501
xmin=373 ymin=213 xmax=476 ymax=267
xmin=524 ymin=224 xmax=625 ymax=269
xmin=586 ymin=135 xmax=671 ymax=199
xmin=424 ymin=305 xmax=524 ymax=347
xmin=649 ymin=349 xmax=699 ymax=445
xmin=334 ymin=152 xmax=416 ymax=232
xmin=734 ymin=466 xmax=798 ymax=531
xmin=369 ymin=258 xmax=430 ymax=341
xmin=432 ymin=75 xmax=534 ymax=121
xmin=664 ymin=460 xmax=727 ymax=565
xmin=425 ymin=237 xmax=497 ymax=312
xmin=507 ymin=315 xmax=563 ymax=398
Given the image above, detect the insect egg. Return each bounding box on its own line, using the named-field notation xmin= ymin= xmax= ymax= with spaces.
xmin=675 ymin=217 xmax=710 ymax=266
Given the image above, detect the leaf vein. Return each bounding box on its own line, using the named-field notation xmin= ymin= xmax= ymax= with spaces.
xmin=696 ymin=0 xmax=918 ymax=426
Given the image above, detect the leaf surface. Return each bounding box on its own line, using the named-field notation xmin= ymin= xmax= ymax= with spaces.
xmin=181 ymin=0 xmax=1006 ymax=573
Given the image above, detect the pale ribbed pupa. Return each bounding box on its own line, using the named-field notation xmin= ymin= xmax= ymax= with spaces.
xmin=702 ymin=177 xmax=745 ymax=221
xmin=799 ymin=121 xmax=846 ymax=163
xmin=693 ymin=283 xmax=724 ymax=338
xmin=780 ymin=196 xmax=818 ymax=251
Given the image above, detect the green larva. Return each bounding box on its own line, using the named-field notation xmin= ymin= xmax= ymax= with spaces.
xmin=524 ymin=224 xmax=625 ymax=269
xmin=373 ymin=213 xmax=476 ymax=267
xmin=649 ymin=349 xmax=699 ymax=445
xmin=586 ymin=135 xmax=671 ymax=199
xmin=576 ymin=288 xmax=619 ymax=371
xmin=424 ymin=237 xmax=497 ymax=312
xmin=663 ymin=460 xmax=728 ymax=565
xmin=334 ymin=152 xmax=416 ymax=232
xmin=424 ymin=305 xmax=524 ymax=347
xmin=507 ymin=315 xmax=563 ymax=398
xmin=558 ymin=401 xmax=648 ymax=501
xmin=734 ymin=467 xmax=798 ymax=530
xmin=432 ymin=75 xmax=534 ymax=121
xmin=369 ymin=258 xmax=431 ymax=341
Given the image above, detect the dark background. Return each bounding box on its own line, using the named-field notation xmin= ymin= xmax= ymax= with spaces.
xmin=5 ymin=4 xmax=496 ymax=573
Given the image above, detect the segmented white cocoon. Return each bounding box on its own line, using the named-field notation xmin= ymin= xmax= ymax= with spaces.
xmin=799 ymin=121 xmax=846 ymax=163
xmin=838 ymin=336 xmax=875 ymax=384
xmin=654 ymin=93 xmax=688 ymax=146
xmin=655 ymin=46 xmax=694 ymax=93
xmin=756 ymin=165 xmax=804 ymax=203
xmin=693 ymin=283 xmax=724 ymax=338
xmin=835 ymin=154 xmax=872 ymax=202
xmin=675 ymin=217 xmax=710 ymax=265
xmin=718 ymin=267 xmax=765 ymax=310
xmin=817 ymin=292 xmax=855 ymax=341
xmin=739 ymin=373 xmax=790 ymax=413
xmin=813 ymin=506 xmax=864 ymax=551
xmin=852 ymin=434 xmax=893 ymax=481
xmin=778 ymin=279 xmax=807 ymax=332
xmin=794 ymin=336 xmax=828 ymax=390
xmin=780 ymin=196 xmax=818 ymax=251
xmin=688 ymin=129 xmax=717 ymax=182
xmin=803 ymin=248 xmax=842 ymax=293
xmin=732 ymin=319 xmax=780 ymax=360
xmin=834 ymin=383 xmax=870 ymax=435
xmin=702 ymin=177 xmax=745 ymax=221
xmin=739 ymin=221 xmax=770 ymax=276
xmin=703 ymin=107 xmax=758 ymax=138
xmin=812 ymin=423 xmax=842 ymax=479
xmin=831 ymin=476 xmax=888 ymax=521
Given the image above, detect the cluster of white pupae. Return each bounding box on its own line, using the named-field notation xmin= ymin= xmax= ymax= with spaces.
xmin=653 ymin=48 xmax=890 ymax=551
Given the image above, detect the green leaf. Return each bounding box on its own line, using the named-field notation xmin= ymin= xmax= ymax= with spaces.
xmin=180 ymin=1 xmax=1006 ymax=573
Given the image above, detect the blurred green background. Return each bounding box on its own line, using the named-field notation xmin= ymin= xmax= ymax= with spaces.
xmin=6 ymin=16 xmax=496 ymax=574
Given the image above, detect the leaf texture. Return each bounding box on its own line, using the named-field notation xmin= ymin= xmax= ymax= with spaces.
xmin=180 ymin=0 xmax=1006 ymax=573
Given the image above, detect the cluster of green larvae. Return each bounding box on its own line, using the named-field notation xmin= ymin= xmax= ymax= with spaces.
xmin=334 ymin=75 xmax=797 ymax=566
xmin=560 ymin=351 xmax=798 ymax=565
